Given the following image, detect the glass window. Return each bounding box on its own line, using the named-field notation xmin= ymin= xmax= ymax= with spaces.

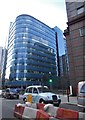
xmin=26 ymin=88 xmax=29 ymax=93
xmin=79 ymin=27 xmax=85 ymax=36
xmin=38 ymin=87 xmax=50 ymax=93
xmin=80 ymin=84 xmax=85 ymax=93
xmin=77 ymin=6 xmax=84 ymax=14
xmin=6 ymin=89 xmax=9 ymax=92
xmin=33 ymin=88 xmax=38 ymax=93
xmin=29 ymin=88 xmax=32 ymax=93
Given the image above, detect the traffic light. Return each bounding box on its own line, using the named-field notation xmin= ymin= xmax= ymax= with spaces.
xmin=49 ymin=79 xmax=52 ymax=83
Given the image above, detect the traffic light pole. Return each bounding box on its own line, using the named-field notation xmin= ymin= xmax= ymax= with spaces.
xmin=49 ymin=81 xmax=52 ymax=90
xmin=49 ymin=72 xmax=53 ymax=90
xmin=67 ymin=80 xmax=70 ymax=102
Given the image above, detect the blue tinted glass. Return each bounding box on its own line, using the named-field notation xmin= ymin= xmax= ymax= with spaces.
xmin=80 ymin=84 xmax=85 ymax=93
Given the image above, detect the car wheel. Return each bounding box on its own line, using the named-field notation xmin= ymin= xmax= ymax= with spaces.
xmin=5 ymin=96 xmax=7 ymax=99
xmin=39 ymin=99 xmax=45 ymax=104
xmin=53 ymin=103 xmax=59 ymax=107
xmin=17 ymin=95 xmax=19 ymax=99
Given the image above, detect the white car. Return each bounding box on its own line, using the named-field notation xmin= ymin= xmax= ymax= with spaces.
xmin=23 ymin=85 xmax=61 ymax=106
xmin=77 ymin=81 xmax=85 ymax=107
xmin=0 ymin=90 xmax=2 ymax=96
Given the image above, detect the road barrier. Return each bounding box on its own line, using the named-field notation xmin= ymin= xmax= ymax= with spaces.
xmin=14 ymin=104 xmax=25 ymax=118
xmin=37 ymin=103 xmax=85 ymax=119
xmin=37 ymin=103 xmax=45 ymax=110
xmin=56 ymin=108 xmax=79 ymax=120
xmin=44 ymin=104 xmax=59 ymax=117
xmin=56 ymin=107 xmax=85 ymax=119
xmin=79 ymin=112 xmax=85 ymax=119
xmin=14 ymin=102 xmax=85 ymax=120
xmin=14 ymin=103 xmax=57 ymax=120
xmin=36 ymin=109 xmax=50 ymax=120
xmin=22 ymin=106 xmax=38 ymax=119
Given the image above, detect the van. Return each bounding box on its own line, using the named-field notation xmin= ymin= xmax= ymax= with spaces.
xmin=77 ymin=81 xmax=85 ymax=107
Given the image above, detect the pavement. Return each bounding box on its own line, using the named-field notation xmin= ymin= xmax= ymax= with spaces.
xmin=60 ymin=94 xmax=85 ymax=112
xmin=60 ymin=94 xmax=77 ymax=104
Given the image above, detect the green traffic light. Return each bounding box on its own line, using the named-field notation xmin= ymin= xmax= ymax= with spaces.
xmin=49 ymin=79 xmax=52 ymax=83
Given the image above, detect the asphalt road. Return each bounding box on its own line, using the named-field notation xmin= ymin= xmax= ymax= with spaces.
xmin=0 ymin=94 xmax=83 ymax=119
xmin=1 ymin=97 xmax=23 ymax=119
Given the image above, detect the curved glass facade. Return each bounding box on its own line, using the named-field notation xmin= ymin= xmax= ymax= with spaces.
xmin=5 ymin=14 xmax=58 ymax=86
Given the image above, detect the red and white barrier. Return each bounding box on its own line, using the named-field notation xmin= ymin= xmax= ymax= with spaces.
xmin=37 ymin=103 xmax=45 ymax=110
xmin=14 ymin=103 xmax=85 ymax=120
xmin=22 ymin=106 xmax=38 ymax=119
xmin=44 ymin=104 xmax=59 ymax=117
xmin=14 ymin=103 xmax=25 ymax=119
xmin=36 ymin=109 xmax=50 ymax=120
xmin=37 ymin=103 xmax=85 ymax=120
xmin=79 ymin=112 xmax=85 ymax=119
xmin=14 ymin=103 xmax=58 ymax=119
xmin=56 ymin=108 xmax=79 ymax=120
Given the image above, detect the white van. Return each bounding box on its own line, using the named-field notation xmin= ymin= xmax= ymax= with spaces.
xmin=77 ymin=81 xmax=85 ymax=107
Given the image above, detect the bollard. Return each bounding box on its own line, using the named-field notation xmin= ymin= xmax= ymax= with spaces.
xmin=66 ymin=89 xmax=70 ymax=102
xmin=26 ymin=94 xmax=32 ymax=104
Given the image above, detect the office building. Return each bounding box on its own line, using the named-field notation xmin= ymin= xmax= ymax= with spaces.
xmin=5 ymin=14 xmax=66 ymax=88
xmin=64 ymin=2 xmax=85 ymax=95
xmin=54 ymin=27 xmax=66 ymax=76
xmin=0 ymin=47 xmax=7 ymax=88
xmin=0 ymin=47 xmax=3 ymax=88
xmin=59 ymin=55 xmax=68 ymax=77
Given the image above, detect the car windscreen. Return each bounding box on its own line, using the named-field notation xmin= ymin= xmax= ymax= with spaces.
xmin=80 ymin=84 xmax=85 ymax=93
xmin=38 ymin=87 xmax=50 ymax=93
xmin=10 ymin=89 xmax=17 ymax=93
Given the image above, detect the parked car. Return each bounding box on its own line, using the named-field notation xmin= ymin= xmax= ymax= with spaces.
xmin=23 ymin=85 xmax=61 ymax=106
xmin=77 ymin=81 xmax=85 ymax=107
xmin=3 ymin=88 xmax=19 ymax=99
xmin=0 ymin=90 xmax=2 ymax=96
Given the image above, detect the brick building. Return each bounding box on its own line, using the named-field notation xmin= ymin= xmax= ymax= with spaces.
xmin=64 ymin=2 xmax=85 ymax=95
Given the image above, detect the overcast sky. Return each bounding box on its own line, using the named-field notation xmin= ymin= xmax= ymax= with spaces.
xmin=0 ymin=0 xmax=67 ymax=48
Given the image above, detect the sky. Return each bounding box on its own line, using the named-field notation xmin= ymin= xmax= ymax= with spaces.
xmin=0 ymin=0 xmax=67 ymax=48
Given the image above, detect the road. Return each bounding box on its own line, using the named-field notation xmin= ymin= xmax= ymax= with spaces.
xmin=0 ymin=95 xmax=79 ymax=119
xmin=1 ymin=97 xmax=23 ymax=119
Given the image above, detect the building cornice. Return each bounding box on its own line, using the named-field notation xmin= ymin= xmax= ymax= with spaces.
xmin=67 ymin=12 xmax=85 ymax=26
xmin=64 ymin=12 xmax=85 ymax=36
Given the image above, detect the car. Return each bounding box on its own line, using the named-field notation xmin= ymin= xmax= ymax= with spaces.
xmin=23 ymin=85 xmax=61 ymax=106
xmin=0 ymin=90 xmax=2 ymax=96
xmin=77 ymin=81 xmax=85 ymax=107
xmin=3 ymin=88 xmax=19 ymax=99
xmin=2 ymin=89 xmax=5 ymax=98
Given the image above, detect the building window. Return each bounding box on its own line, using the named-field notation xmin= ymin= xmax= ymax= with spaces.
xmin=79 ymin=27 xmax=85 ymax=36
xmin=77 ymin=6 xmax=84 ymax=15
